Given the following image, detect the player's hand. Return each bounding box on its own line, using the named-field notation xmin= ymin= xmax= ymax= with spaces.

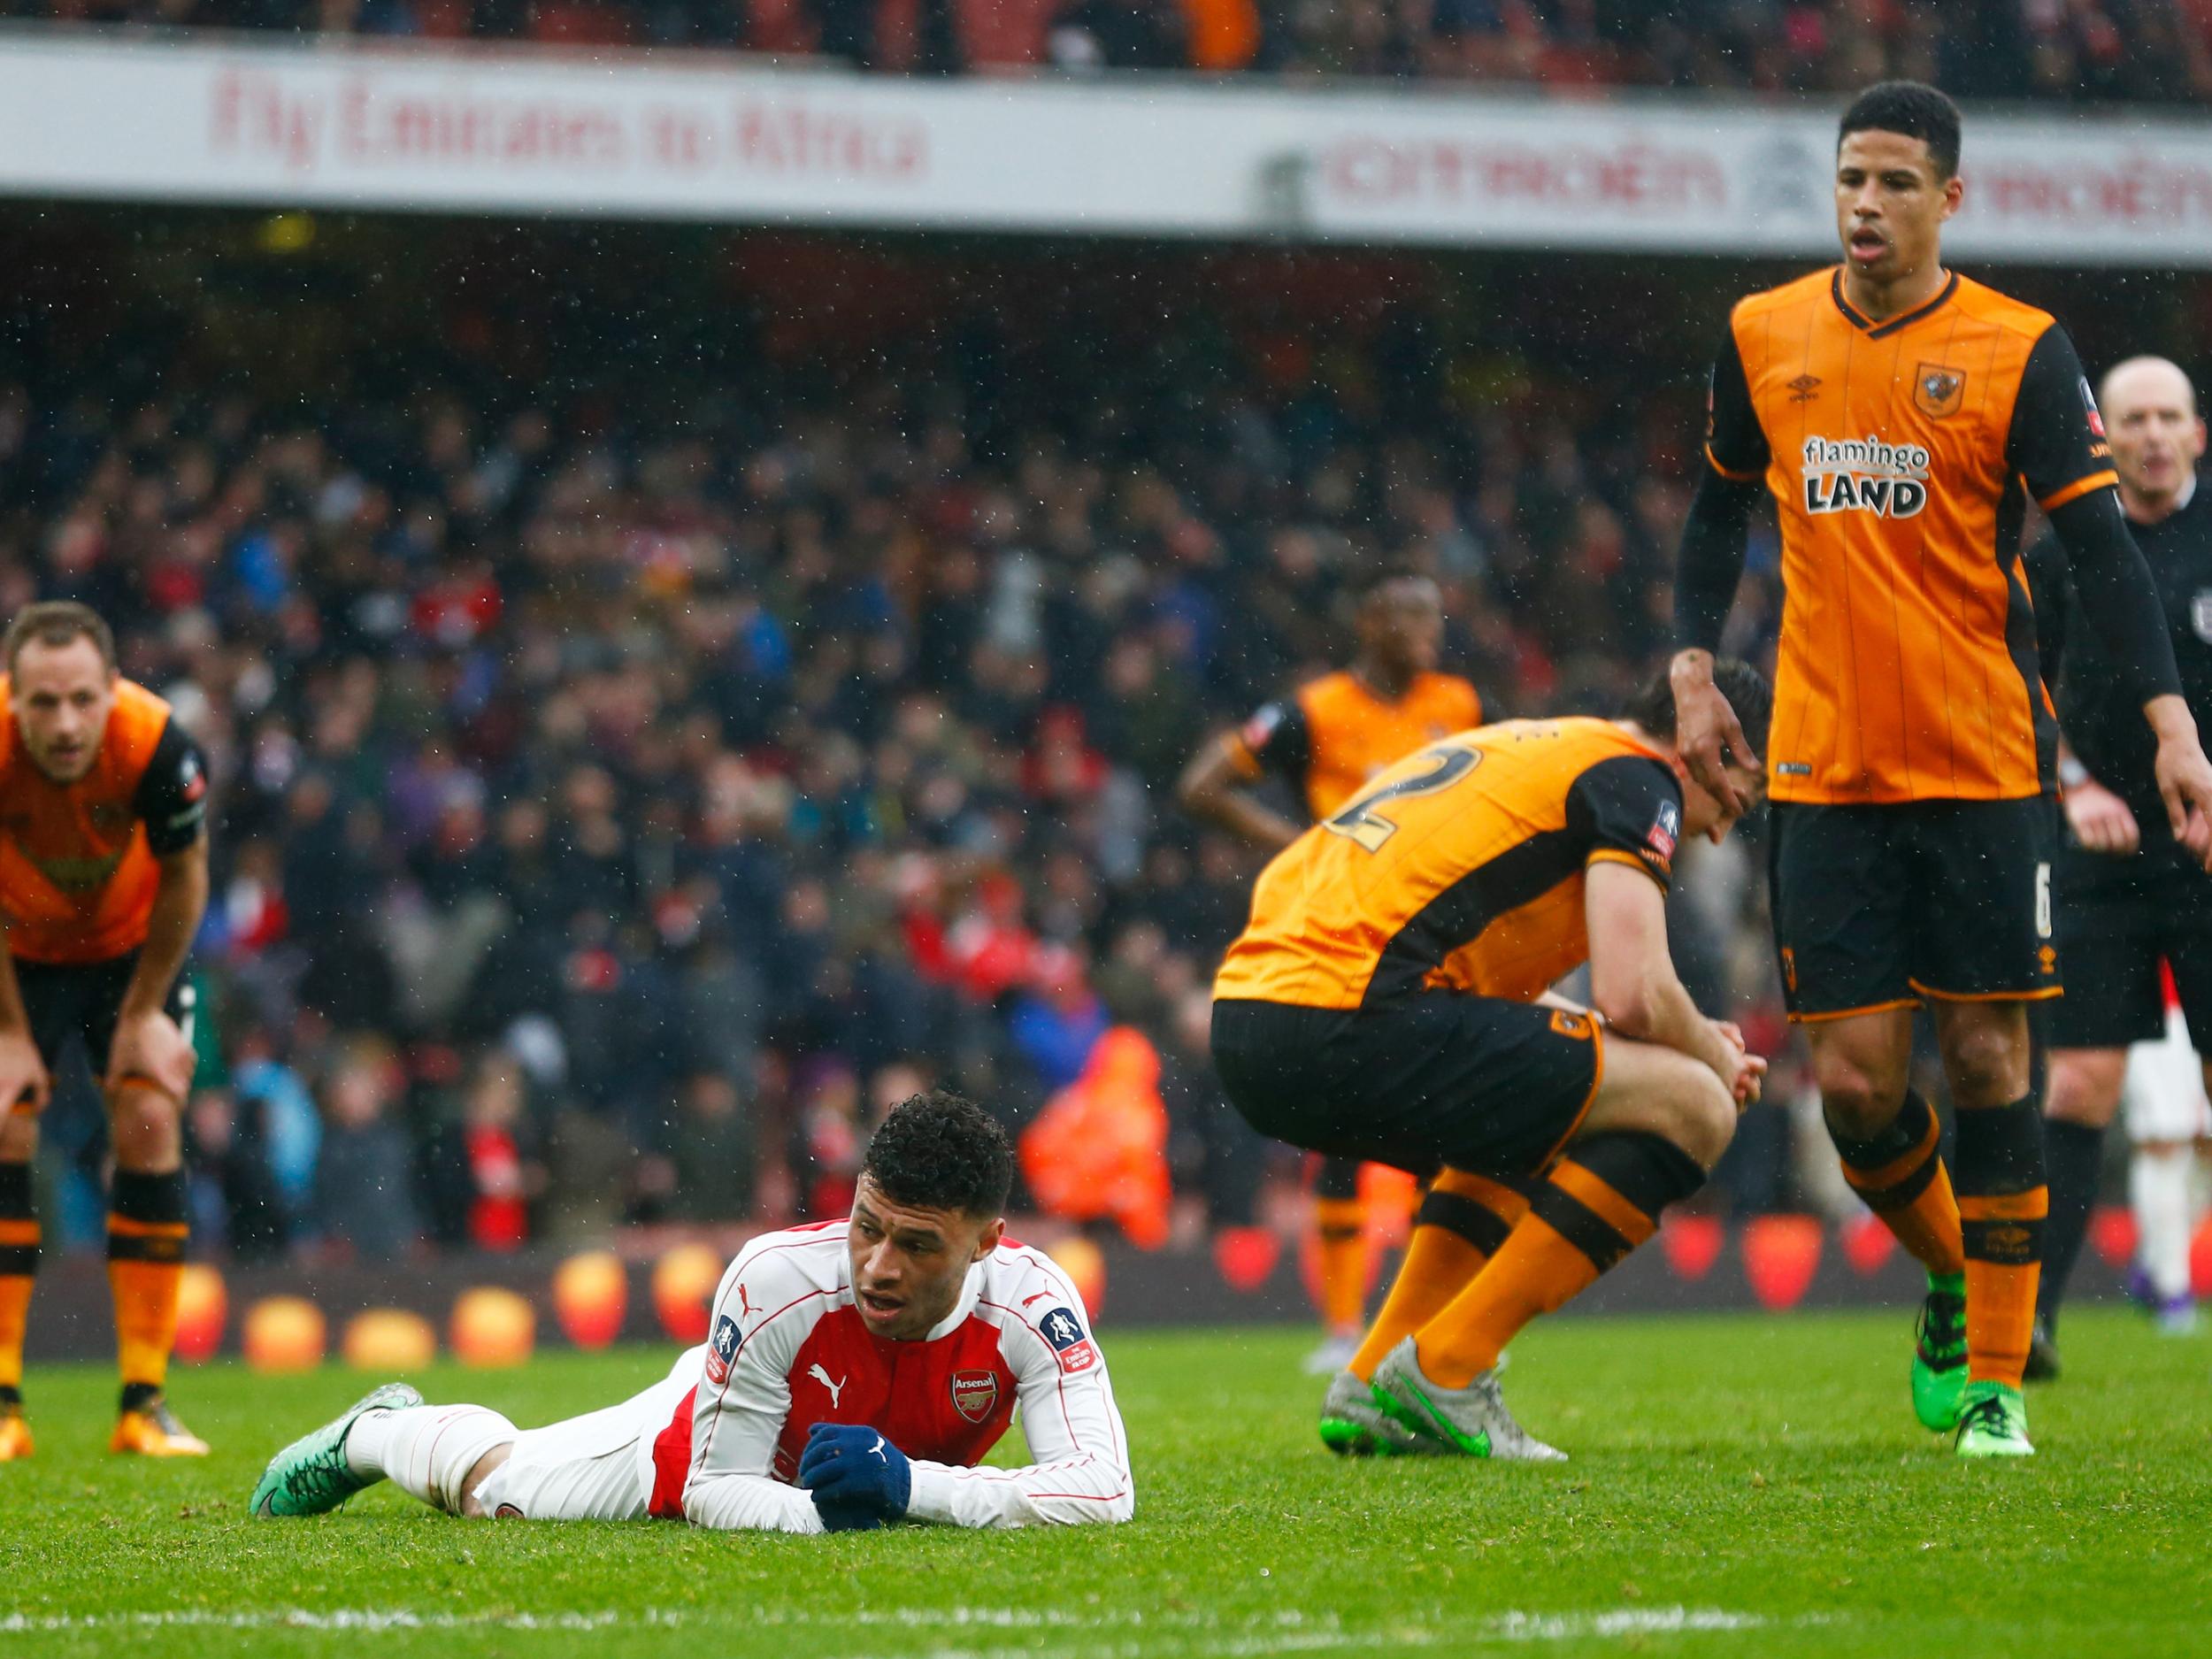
xmin=2151 ymin=722 xmax=2212 ymax=872
xmin=2062 ymin=776 xmax=2140 ymax=856
xmin=0 ymin=1029 xmax=50 ymax=1118
xmin=1670 ymin=652 xmax=1761 ymax=817
xmin=105 ymin=1010 xmax=194 ymax=1104
xmin=798 ymin=1422 xmax=911 ymax=1527
xmin=1708 ymin=1019 xmax=1766 ymax=1109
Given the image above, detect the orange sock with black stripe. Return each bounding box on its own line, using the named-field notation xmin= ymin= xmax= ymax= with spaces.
xmin=1832 ymin=1090 xmax=1966 ymax=1277
xmin=0 ymin=1162 xmax=35 ymax=1408
xmin=1312 ymin=1157 xmax=1371 ymax=1333
xmin=1348 ymin=1169 xmax=1528 ymax=1381
xmin=1415 ymin=1133 xmax=1706 ymax=1387
xmin=108 ymin=1169 xmax=188 ymax=1408
xmin=1953 ymin=1097 xmax=2047 ymax=1390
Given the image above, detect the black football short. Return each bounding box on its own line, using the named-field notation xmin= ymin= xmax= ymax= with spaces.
xmin=14 ymin=952 xmax=196 ymax=1093
xmin=1210 ymin=993 xmax=1601 ymax=1184
xmin=2046 ymin=839 xmax=2212 ymax=1049
xmin=1768 ymin=797 xmax=2061 ymax=1021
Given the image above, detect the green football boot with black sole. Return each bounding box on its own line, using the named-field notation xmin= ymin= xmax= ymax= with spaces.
xmin=1912 ymin=1271 xmax=1969 ymax=1432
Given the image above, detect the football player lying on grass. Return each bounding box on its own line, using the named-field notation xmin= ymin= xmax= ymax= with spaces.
xmin=251 ymin=1091 xmax=1133 ymax=1532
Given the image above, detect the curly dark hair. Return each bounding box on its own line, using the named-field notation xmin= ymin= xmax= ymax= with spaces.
xmin=1839 ymin=81 xmax=1962 ymax=180
xmin=862 ymin=1089 xmax=1014 ymax=1218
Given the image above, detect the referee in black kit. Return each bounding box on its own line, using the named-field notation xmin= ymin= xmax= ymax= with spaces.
xmin=2024 ymin=356 xmax=2212 ymax=1377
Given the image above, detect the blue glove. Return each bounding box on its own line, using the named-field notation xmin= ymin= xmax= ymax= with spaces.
xmin=798 ymin=1421 xmax=911 ymax=1527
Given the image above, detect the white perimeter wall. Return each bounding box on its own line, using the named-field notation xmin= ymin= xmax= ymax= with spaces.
xmin=2 ymin=32 xmax=2209 ymax=264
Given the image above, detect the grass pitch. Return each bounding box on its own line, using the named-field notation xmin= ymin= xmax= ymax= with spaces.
xmin=3 ymin=1310 xmax=2208 ymax=1657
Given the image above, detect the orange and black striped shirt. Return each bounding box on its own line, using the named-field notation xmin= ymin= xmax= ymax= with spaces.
xmin=0 ymin=677 xmax=207 ymax=965
xmin=1228 ymin=670 xmax=1482 ymax=822
xmin=1705 ymin=268 xmax=2116 ymax=805
xmin=1213 ymin=718 xmax=1680 ymax=1011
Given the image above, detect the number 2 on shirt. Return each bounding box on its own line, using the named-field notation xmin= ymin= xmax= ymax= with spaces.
xmin=1323 ymin=743 xmax=1483 ymax=854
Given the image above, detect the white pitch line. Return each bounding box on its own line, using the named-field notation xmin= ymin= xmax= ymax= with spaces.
xmin=0 ymin=1603 xmax=1802 ymax=1648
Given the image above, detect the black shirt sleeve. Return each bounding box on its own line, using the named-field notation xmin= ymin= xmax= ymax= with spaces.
xmin=1673 ymin=326 xmax=1768 ymax=654
xmin=1704 ymin=324 xmax=1770 ymax=482
xmin=2021 ymin=530 xmax=2071 ymax=702
xmin=131 ymin=717 xmax=209 ymax=856
xmin=1233 ymin=698 xmax=1311 ymax=788
xmin=1568 ymin=755 xmax=1685 ymax=890
xmin=2008 ymin=326 xmax=2117 ymax=510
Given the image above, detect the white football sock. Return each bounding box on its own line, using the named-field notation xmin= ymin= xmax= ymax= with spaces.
xmin=345 ymin=1403 xmax=517 ymax=1514
xmin=2131 ymin=1145 xmax=2195 ymax=1303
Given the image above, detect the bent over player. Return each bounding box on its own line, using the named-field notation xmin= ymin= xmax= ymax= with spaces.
xmin=1670 ymin=84 xmax=2212 ymax=1456
xmin=1180 ymin=566 xmax=1481 ymax=1371
xmin=1210 ymin=665 xmax=1770 ymax=1460
xmin=252 ymin=1091 xmax=1132 ymax=1532
xmin=0 ymin=603 xmax=211 ymax=1461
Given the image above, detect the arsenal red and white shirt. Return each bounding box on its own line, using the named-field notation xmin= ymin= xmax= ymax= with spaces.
xmin=646 ymin=1221 xmax=1133 ymax=1532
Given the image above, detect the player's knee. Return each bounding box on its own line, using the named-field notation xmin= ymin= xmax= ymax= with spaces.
xmin=1671 ymin=1064 xmax=1737 ymax=1169
xmin=1937 ymin=1018 xmax=2027 ymax=1107
xmin=1809 ymin=1052 xmax=1902 ymax=1140
xmin=2046 ymin=1052 xmax=2125 ymax=1128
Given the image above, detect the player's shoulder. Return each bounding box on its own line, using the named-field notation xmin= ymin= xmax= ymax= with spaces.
xmin=1948 ymin=273 xmax=2057 ymax=343
xmin=976 ymin=1240 xmax=1106 ymax=1372
xmin=108 ymin=679 xmax=176 ymax=761
xmin=724 ymin=1219 xmax=849 ymax=1297
xmin=1297 ymin=671 xmax=1360 ymax=717
xmin=1414 ymin=672 xmax=1482 ymax=718
xmin=977 ymin=1240 xmax=1097 ymax=1330
xmin=1730 ymin=266 xmax=1837 ymax=327
xmin=979 ymin=1235 xmax=1082 ymax=1301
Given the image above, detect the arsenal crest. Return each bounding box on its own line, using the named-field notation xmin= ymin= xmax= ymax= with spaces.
xmin=1914 ymin=363 xmax=1965 ymax=419
xmin=950 ymin=1369 xmax=999 ymax=1425
xmin=2192 ymin=590 xmax=2212 ymax=645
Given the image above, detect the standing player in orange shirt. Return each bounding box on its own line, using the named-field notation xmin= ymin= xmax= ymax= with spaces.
xmin=0 ymin=604 xmax=211 ymax=1461
xmin=1180 ymin=568 xmax=1482 ymax=1372
xmin=1670 ymin=83 xmax=2212 ymax=1457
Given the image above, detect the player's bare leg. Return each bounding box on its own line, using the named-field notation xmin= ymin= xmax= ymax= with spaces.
xmin=0 ymin=1106 xmax=37 ymax=1461
xmin=2036 ymin=1048 xmax=2127 ymax=1379
xmin=1370 ymin=1036 xmax=1737 ymax=1460
xmin=1806 ymin=1009 xmax=1971 ymax=1434
xmin=105 ymin=1081 xmax=204 ymax=1456
xmin=1930 ymin=998 xmax=2043 ymax=1455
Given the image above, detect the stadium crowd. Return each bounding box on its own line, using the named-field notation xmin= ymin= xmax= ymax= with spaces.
xmin=5 ymin=0 xmax=2208 ymax=102
xmin=4 ymin=240 xmax=1818 ymax=1264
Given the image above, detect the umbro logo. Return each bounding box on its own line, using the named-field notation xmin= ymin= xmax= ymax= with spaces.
xmin=1787 ymin=373 xmax=1822 ymax=403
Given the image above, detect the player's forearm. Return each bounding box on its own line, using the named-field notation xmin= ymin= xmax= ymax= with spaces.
xmin=1605 ymin=969 xmax=1732 ymax=1078
xmin=1199 ymin=795 xmax=1302 ymax=852
xmin=904 ymin=1456 xmax=1134 ymax=1528
xmin=2049 ymin=489 xmax=2185 ymax=706
xmin=2145 ymin=693 xmax=2200 ymax=748
xmin=1179 ymin=764 xmax=1301 ymax=850
xmin=1670 ymin=470 xmax=1758 ymax=654
xmin=682 ymin=1472 xmax=828 ymax=1534
xmin=121 ymin=846 xmax=207 ymax=1019
xmin=0 ymin=942 xmax=28 ymax=1035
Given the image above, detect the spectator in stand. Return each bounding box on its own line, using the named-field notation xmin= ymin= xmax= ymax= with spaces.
xmin=460 ymin=1052 xmax=541 ymax=1252
xmin=311 ymin=1039 xmax=421 ymax=1263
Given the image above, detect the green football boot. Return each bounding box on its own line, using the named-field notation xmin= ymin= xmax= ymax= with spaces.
xmin=1368 ymin=1338 xmax=1566 ymax=1462
xmin=1954 ymin=1380 xmax=2034 ymax=1458
xmin=1319 ymin=1368 xmax=1439 ymax=1457
xmin=250 ymin=1382 xmax=422 ymax=1517
xmin=1911 ymin=1271 xmax=1969 ymax=1432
